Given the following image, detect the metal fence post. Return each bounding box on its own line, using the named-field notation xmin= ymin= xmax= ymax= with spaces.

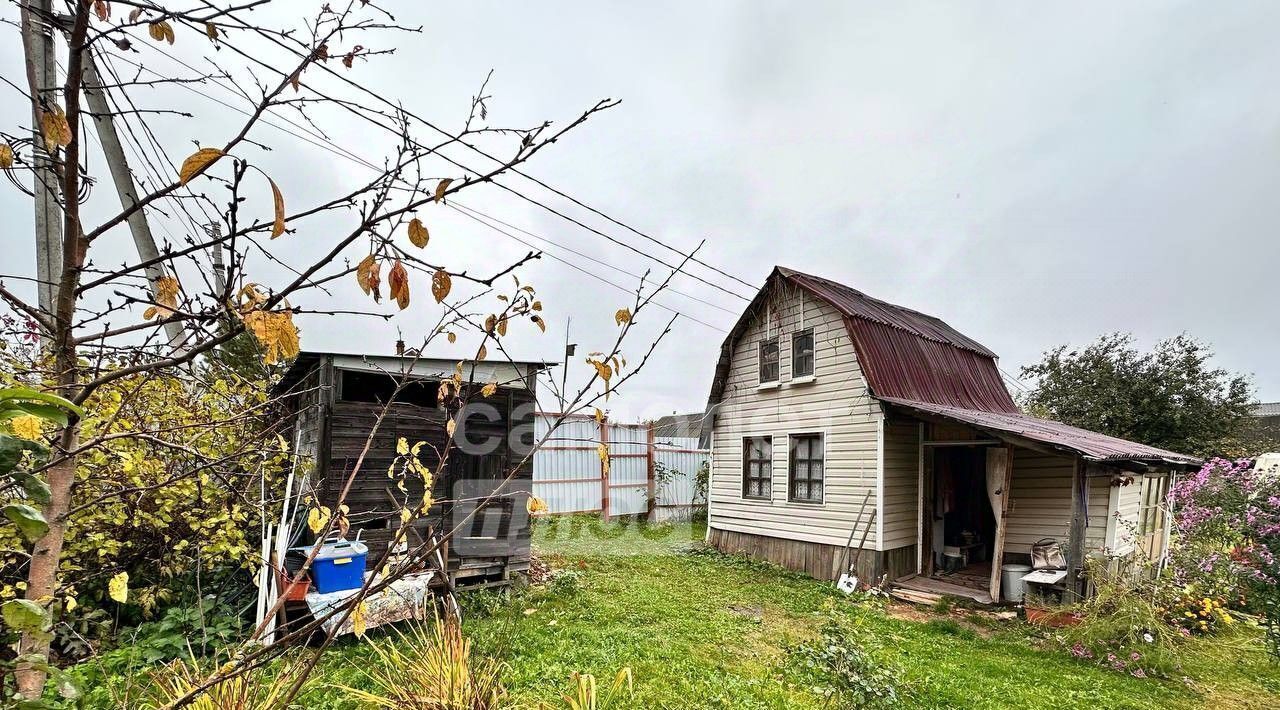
xmin=599 ymin=416 xmax=610 ymax=521
xmin=646 ymin=423 xmax=656 ymax=519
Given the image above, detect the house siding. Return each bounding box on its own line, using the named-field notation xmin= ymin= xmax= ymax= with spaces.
xmin=1004 ymin=450 xmax=1109 ymax=557
xmin=708 ymin=281 xmax=883 ymax=550
xmin=880 ymin=418 xmax=920 ymax=551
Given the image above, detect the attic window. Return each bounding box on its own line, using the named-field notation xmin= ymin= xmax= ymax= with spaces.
xmin=792 ymin=328 xmax=815 ymax=378
xmin=759 ymin=337 xmax=779 ymax=384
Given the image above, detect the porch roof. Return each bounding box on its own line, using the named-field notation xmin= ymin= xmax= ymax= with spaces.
xmin=880 ymin=397 xmax=1202 ymax=468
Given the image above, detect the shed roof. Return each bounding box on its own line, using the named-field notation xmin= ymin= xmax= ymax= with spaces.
xmin=880 ymin=397 xmax=1201 ymax=466
xmin=272 ymin=350 xmax=553 ymax=396
xmin=1254 ymin=402 xmax=1280 ymax=418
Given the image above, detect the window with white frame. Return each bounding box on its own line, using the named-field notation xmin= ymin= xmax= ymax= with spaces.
xmin=759 ymin=337 xmax=779 ymax=383
xmin=792 ymin=327 xmax=815 ymax=378
xmin=789 ymin=433 xmax=824 ymax=502
xmin=742 ymin=436 xmax=772 ymax=499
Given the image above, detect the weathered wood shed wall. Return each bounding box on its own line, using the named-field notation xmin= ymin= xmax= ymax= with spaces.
xmin=276 ymin=352 xmax=542 ymax=588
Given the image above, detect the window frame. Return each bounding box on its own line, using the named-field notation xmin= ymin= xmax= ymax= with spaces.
xmin=742 ymin=435 xmax=773 ymax=500
xmin=791 ymin=327 xmax=815 ymax=379
xmin=758 ymin=336 xmax=780 ymax=384
xmin=787 ymin=432 xmax=825 ymax=504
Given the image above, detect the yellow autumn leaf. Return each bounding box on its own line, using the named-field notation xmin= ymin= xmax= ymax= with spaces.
xmin=108 ymin=571 xmax=129 ymax=603
xmin=153 ymin=274 xmax=180 ymax=318
xmin=477 ymin=344 xmax=487 ymax=361
xmin=9 ymin=414 xmax=43 ymax=441
xmin=594 ymin=408 xmax=605 ymax=423
xmin=407 ymin=218 xmax=429 ymax=248
xmin=496 ymin=317 xmax=508 ymax=337
xmin=597 ymin=443 xmax=610 ymax=475
xmin=396 ymin=437 xmax=409 ymax=456
xmin=356 ymin=254 xmax=381 ymax=301
xmin=434 ymin=178 xmax=453 ymax=203
xmin=446 ymin=418 xmax=457 ymax=438
xmin=242 ymin=309 xmax=300 ymax=364
xmin=352 ymin=600 xmax=367 ymax=637
xmin=531 ymin=315 xmax=546 ymax=332
xmin=40 ymin=106 xmax=72 ymax=148
xmin=0 ymin=144 xmax=13 ymax=169
xmin=484 ymin=314 xmax=497 ymax=334
xmin=400 ymin=507 xmax=412 ymax=524
xmin=148 ymin=20 xmax=175 ymax=44
xmin=446 ymin=331 xmax=457 ymax=344
xmin=205 ymin=22 xmax=219 ymax=40
xmin=481 ymin=381 xmax=497 ymax=397
xmin=178 ymin=147 xmax=224 ymax=184
xmin=431 ymin=269 xmax=451 ymax=303
xmin=307 ymin=505 xmax=330 ymax=534
xmin=526 ymin=495 xmax=548 ymax=515
xmin=268 ymin=177 xmax=286 ymax=238
xmin=531 ymin=300 xmax=542 ymax=312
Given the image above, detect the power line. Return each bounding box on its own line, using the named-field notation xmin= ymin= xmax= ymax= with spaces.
xmin=450 ymin=204 xmax=727 ymax=334
xmin=450 ymin=200 xmax=738 ymax=316
xmin=177 ymin=7 xmax=760 ymax=302
xmin=100 ymin=47 xmax=741 ymax=324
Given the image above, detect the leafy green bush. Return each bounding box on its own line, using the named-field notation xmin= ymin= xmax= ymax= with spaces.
xmin=786 ymin=620 xmax=902 ymax=709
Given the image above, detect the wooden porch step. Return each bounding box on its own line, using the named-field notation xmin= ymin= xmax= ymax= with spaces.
xmin=892 ymin=575 xmax=994 ymax=605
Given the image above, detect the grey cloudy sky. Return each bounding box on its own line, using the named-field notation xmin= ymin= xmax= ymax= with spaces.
xmin=4 ymin=1 xmax=1278 ymax=420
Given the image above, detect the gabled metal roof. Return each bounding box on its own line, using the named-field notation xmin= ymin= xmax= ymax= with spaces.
xmin=707 ymin=267 xmax=1018 ymax=413
xmin=705 ymin=266 xmax=1199 ymax=467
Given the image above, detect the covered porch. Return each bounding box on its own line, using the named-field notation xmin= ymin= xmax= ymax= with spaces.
xmin=881 ymin=398 xmax=1199 ymax=605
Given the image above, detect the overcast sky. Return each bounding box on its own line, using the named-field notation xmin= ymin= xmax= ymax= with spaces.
xmin=3 ymin=1 xmax=1278 ymax=421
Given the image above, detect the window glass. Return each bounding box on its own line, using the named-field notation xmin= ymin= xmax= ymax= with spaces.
xmin=743 ymin=436 xmax=772 ymax=499
xmin=759 ymin=337 xmax=779 ymax=383
xmin=792 ymin=328 xmax=815 ymax=378
xmin=789 ymin=433 xmax=824 ymax=503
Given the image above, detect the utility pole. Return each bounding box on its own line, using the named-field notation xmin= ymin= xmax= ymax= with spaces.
xmin=81 ymin=48 xmax=185 ymax=349
xmin=23 ymin=0 xmax=62 ymax=334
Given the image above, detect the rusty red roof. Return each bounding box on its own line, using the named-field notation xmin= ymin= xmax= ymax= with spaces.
xmin=707 ymin=267 xmax=1019 ymax=412
xmin=880 ymin=397 xmax=1201 ymax=465
xmin=706 ymin=266 xmax=1199 ymax=467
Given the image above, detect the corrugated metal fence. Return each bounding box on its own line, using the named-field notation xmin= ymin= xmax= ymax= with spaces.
xmin=533 ymin=413 xmax=707 ymax=520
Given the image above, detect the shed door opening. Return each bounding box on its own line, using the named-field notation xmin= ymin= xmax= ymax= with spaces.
xmin=340 ymin=369 xmax=440 ymax=408
xmin=928 ymin=446 xmax=996 ymax=588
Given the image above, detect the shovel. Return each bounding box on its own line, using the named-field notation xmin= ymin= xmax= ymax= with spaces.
xmin=837 ymin=508 xmax=877 ymax=594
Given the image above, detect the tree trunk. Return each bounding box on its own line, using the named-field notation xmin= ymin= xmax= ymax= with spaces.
xmin=14 ymin=430 xmax=78 ymax=698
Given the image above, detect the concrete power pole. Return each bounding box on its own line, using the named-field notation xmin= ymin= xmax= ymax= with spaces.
xmin=24 ymin=0 xmax=62 ymax=329
xmin=81 ymin=49 xmax=185 ymax=349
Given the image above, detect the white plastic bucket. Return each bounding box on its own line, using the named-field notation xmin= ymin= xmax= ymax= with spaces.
xmin=1001 ymin=563 xmax=1033 ymax=602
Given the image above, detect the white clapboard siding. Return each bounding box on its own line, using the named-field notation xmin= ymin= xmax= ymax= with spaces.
xmin=880 ymin=418 xmax=920 ymax=551
xmin=1004 ymin=450 xmax=1110 ymax=555
xmin=709 ymin=282 xmax=883 ymax=549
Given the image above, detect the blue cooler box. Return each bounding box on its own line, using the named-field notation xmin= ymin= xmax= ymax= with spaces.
xmin=303 ymin=539 xmax=368 ymax=594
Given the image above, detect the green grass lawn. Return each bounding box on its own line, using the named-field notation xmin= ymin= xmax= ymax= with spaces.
xmin=306 ymin=515 xmax=1280 ymax=709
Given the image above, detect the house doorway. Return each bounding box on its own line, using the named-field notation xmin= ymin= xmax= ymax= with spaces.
xmin=924 ymin=446 xmax=996 ymax=592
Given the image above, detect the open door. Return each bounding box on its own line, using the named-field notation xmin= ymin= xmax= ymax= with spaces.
xmin=986 ymin=446 xmax=1013 ymax=602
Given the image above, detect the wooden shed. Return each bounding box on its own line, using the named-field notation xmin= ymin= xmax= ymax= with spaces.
xmin=273 ymin=351 xmax=546 ymax=588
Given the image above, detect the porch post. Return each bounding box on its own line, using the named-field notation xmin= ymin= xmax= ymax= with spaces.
xmin=987 ymin=445 xmax=1013 ymax=602
xmin=1066 ymin=459 xmax=1087 ymax=600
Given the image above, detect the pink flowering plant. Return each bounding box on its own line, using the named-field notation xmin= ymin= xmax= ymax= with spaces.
xmin=1167 ymin=457 xmax=1280 ymax=658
